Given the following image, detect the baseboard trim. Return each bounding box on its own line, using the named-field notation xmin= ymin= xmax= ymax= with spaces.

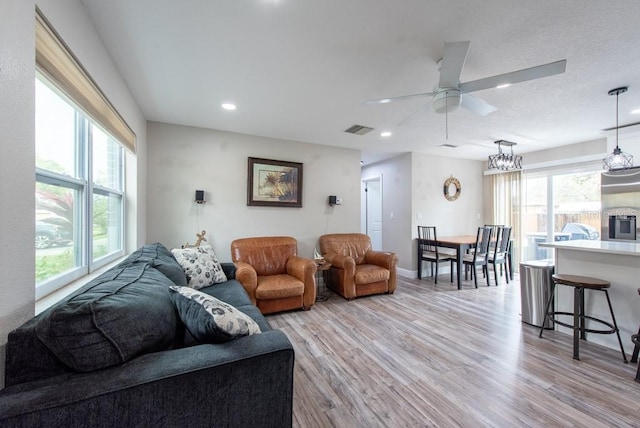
xmin=398 ymin=266 xmax=452 ymax=279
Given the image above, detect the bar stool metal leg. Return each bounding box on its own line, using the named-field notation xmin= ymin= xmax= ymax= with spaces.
xmin=573 ymin=286 xmax=581 ymax=360
xmin=579 ymin=287 xmax=587 ymax=340
xmin=632 ymin=328 xmax=640 ymax=364
xmin=539 ymin=282 xmax=556 ymax=338
xmin=603 ymin=289 xmax=628 ymax=363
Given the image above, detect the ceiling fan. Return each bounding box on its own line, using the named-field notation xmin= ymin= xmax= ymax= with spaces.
xmin=364 ymin=41 xmax=567 ymax=120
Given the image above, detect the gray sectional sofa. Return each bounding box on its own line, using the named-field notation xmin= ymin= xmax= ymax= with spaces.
xmin=0 ymin=243 xmax=294 ymax=427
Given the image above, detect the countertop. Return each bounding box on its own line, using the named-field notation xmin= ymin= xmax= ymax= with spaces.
xmin=538 ymin=239 xmax=640 ymax=256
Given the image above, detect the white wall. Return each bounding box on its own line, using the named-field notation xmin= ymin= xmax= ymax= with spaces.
xmin=146 ymin=122 xmax=361 ymax=260
xmin=412 ymin=153 xmax=485 ymax=273
xmin=518 ymin=138 xmax=607 ymax=170
xmin=0 ymin=0 xmax=36 ymax=389
xmin=412 ymin=152 xmax=485 ymax=236
xmin=361 ymin=154 xmax=413 ymax=272
xmin=0 ymin=0 xmax=147 ymax=388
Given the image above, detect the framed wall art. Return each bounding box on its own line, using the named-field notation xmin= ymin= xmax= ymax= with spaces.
xmin=247 ymin=157 xmax=303 ymax=207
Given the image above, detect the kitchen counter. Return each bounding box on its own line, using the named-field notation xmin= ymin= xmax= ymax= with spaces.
xmin=538 ymin=239 xmax=640 ymax=355
xmin=539 ymin=239 xmax=640 ymax=256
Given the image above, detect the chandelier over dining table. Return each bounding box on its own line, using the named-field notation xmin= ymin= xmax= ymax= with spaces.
xmin=488 ymin=140 xmax=523 ymax=171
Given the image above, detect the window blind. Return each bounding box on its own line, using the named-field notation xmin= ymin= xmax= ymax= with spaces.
xmin=35 ymin=9 xmax=136 ymax=153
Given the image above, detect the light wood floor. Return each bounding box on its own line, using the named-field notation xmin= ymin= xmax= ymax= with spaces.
xmin=268 ymin=272 xmax=640 ymax=427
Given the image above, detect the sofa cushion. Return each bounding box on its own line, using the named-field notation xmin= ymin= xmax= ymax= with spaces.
xmin=117 ymin=242 xmax=188 ymax=286
xmin=199 ymin=279 xmax=253 ymax=308
xmin=35 ymin=264 xmax=177 ymax=372
xmin=170 ymin=286 xmax=261 ymax=343
xmin=255 ymin=274 xmax=304 ymax=299
xmin=171 ymin=245 xmax=227 ymax=289
xmin=354 ymin=264 xmax=390 ymax=284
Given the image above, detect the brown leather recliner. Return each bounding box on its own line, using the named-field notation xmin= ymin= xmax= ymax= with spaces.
xmin=318 ymin=233 xmax=398 ymax=300
xmin=231 ymin=236 xmax=317 ymax=314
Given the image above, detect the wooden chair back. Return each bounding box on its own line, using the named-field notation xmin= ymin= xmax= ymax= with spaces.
xmin=417 ymin=226 xmax=439 ymax=255
xmin=474 ymin=226 xmax=493 ymax=260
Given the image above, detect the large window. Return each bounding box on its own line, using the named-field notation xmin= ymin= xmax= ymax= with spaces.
xmin=36 ymin=76 xmax=125 ymax=298
xmin=521 ymin=165 xmax=601 ymax=262
xmin=34 ymin=9 xmax=134 ymax=299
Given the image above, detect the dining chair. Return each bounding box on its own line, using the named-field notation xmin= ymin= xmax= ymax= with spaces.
xmin=462 ymin=226 xmax=492 ymax=288
xmin=466 ymin=224 xmax=502 ymax=252
xmin=487 ymin=224 xmax=513 ymax=281
xmin=417 ymin=226 xmax=455 ymax=284
xmin=488 ymin=226 xmax=512 ymax=285
xmin=485 ymin=224 xmax=503 ymax=249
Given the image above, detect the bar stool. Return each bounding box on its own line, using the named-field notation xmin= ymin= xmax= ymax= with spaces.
xmin=631 ymin=288 xmax=640 ymax=381
xmin=538 ymin=273 xmax=627 ymax=362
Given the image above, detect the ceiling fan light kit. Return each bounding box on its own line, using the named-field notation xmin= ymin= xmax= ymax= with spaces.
xmin=488 ymin=140 xmax=522 ymax=171
xmin=603 ymin=86 xmax=633 ymax=171
xmin=432 ymin=89 xmax=461 ymax=114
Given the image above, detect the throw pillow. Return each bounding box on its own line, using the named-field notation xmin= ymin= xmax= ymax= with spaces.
xmin=171 ymin=245 xmax=227 ymax=288
xmin=169 ymin=286 xmax=261 ymax=343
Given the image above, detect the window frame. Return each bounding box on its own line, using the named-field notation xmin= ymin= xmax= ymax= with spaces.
xmin=34 ymin=8 xmax=132 ymax=299
xmin=520 ymin=161 xmax=602 ymax=262
xmin=35 ymin=75 xmax=126 ymax=298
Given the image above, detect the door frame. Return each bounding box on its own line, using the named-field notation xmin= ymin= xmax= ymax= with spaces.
xmin=361 ymin=174 xmax=383 ymax=250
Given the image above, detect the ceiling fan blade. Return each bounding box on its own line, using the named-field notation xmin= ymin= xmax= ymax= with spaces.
xmin=460 ymin=93 xmax=497 ymax=116
xmin=459 ymin=59 xmax=567 ymax=93
xmin=438 ymin=41 xmax=470 ymax=88
xmin=397 ymin=102 xmax=431 ymax=126
xmin=362 ymin=92 xmax=434 ymax=105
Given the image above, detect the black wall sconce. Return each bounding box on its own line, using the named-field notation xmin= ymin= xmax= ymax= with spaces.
xmin=328 ymin=195 xmax=343 ymax=206
xmin=195 ymin=190 xmax=206 ymax=204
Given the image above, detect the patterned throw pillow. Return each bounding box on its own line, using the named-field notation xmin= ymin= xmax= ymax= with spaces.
xmin=169 ymin=286 xmax=261 ymax=343
xmin=171 ymin=245 xmax=227 ymax=289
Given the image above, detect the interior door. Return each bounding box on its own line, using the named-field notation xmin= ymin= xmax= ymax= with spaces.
xmin=362 ymin=176 xmax=382 ymax=251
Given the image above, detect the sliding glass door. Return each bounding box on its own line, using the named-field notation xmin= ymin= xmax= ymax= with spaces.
xmin=521 ymin=166 xmax=601 ymax=262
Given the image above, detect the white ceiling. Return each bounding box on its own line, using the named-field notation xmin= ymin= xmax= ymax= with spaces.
xmin=79 ymin=0 xmax=640 ymax=165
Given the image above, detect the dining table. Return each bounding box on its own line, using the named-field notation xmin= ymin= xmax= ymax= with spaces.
xmin=418 ymin=234 xmax=514 ymax=289
xmin=432 ymin=235 xmax=478 ymax=289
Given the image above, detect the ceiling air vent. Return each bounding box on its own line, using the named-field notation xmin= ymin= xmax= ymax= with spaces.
xmin=344 ymin=124 xmax=374 ymax=135
xmin=438 ymin=143 xmax=458 ymax=148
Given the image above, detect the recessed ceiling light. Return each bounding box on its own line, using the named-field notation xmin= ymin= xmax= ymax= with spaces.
xmin=221 ymin=103 xmax=236 ymax=110
xmin=380 ymin=131 xmax=392 ymax=137
xmin=379 ymin=99 xmax=391 ymax=104
xmin=632 ymin=108 xmax=640 ymax=114
xmin=496 ymin=83 xmax=511 ymax=89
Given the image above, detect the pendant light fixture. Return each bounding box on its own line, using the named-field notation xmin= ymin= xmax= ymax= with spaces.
xmin=488 ymin=140 xmax=522 ymax=171
xmin=603 ymin=86 xmax=633 ymax=171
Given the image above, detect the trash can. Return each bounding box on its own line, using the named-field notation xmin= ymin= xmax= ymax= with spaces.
xmin=519 ymin=260 xmax=554 ymax=328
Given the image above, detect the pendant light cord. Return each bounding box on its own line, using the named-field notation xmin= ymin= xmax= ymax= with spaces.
xmin=616 ymin=90 xmax=620 ymax=149
xmin=608 ymin=86 xmax=627 ymax=150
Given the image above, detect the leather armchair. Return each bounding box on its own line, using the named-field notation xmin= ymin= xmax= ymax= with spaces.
xmin=318 ymin=233 xmax=398 ymax=300
xmin=231 ymin=236 xmax=317 ymax=314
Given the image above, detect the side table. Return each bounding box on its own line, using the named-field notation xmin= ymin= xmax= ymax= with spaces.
xmin=315 ymin=262 xmax=332 ymax=302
